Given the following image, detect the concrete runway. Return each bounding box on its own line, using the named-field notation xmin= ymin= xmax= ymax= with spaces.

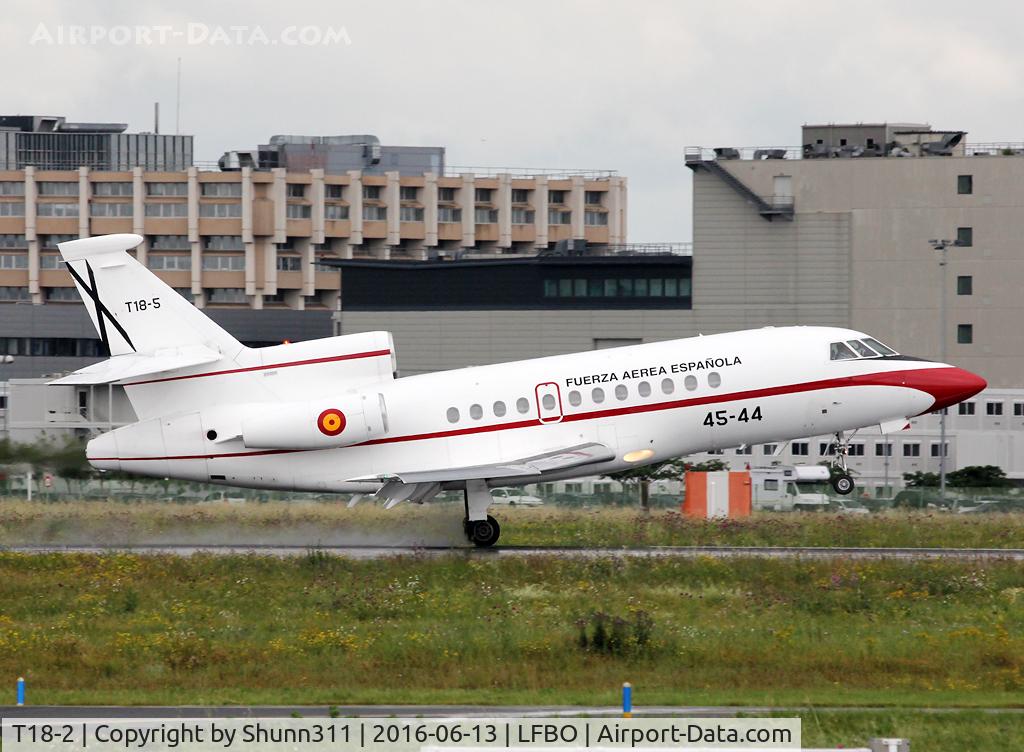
xmin=2 ymin=704 xmax=1024 ymax=718
xmin=2 ymin=544 xmax=1024 ymax=560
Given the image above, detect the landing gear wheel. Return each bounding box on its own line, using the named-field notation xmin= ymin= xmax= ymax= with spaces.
xmin=832 ymin=474 xmax=855 ymax=495
xmin=465 ymin=515 xmax=501 ymax=548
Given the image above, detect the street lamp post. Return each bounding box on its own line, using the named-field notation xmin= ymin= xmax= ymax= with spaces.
xmin=928 ymin=239 xmax=963 ymax=499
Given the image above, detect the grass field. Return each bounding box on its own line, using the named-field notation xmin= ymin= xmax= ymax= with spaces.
xmin=2 ymin=499 xmax=1024 ymax=548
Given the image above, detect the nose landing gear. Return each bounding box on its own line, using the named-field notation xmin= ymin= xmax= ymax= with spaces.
xmin=830 ymin=431 xmax=856 ymax=495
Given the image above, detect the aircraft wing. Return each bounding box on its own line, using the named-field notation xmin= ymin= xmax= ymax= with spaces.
xmin=349 ymin=442 xmax=615 ymax=508
xmin=48 ymin=345 xmax=223 ymax=385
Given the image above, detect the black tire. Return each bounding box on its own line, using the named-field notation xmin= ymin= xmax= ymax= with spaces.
xmin=833 ymin=474 xmax=855 ymax=496
xmin=467 ymin=515 xmax=501 ymax=547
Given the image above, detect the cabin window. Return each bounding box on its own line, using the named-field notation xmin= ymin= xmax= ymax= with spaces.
xmin=541 ymin=394 xmax=556 ymax=410
xmin=708 ymin=372 xmax=721 ymax=388
xmin=615 ymin=384 xmax=628 ymax=400
xmin=661 ymin=378 xmax=675 ymax=395
xmin=446 ymin=407 xmax=460 ymax=423
xmin=493 ymin=401 xmax=506 ymax=417
xmin=568 ymin=390 xmax=582 ymax=406
xmin=516 ymin=397 xmax=530 ymax=414
xmin=847 ymin=340 xmax=878 ymax=357
xmin=830 ymin=341 xmax=857 ymax=360
xmin=684 ymin=375 xmax=697 ymax=391
xmin=469 ymin=404 xmax=483 ymax=420
xmin=592 ymin=387 xmax=605 ymax=403
xmin=638 ymin=381 xmax=651 ymax=397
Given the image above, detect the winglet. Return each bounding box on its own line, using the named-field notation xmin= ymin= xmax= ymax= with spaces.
xmin=57 ymin=233 xmax=143 ymax=262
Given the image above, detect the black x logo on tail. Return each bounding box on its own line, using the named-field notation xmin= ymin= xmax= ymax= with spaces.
xmin=65 ymin=260 xmax=136 ymax=354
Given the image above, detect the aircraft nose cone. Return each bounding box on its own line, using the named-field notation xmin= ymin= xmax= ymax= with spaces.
xmin=909 ymin=366 xmax=987 ymax=412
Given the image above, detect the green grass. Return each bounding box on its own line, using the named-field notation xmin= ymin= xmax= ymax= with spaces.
xmin=3 ymin=499 xmax=1024 ymax=548
xmin=1 ymin=552 xmax=1022 ymax=709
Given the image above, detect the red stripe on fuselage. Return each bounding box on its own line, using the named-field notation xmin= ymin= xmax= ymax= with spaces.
xmin=123 ymin=349 xmax=392 ymax=386
xmin=90 ymin=367 xmax=940 ymax=462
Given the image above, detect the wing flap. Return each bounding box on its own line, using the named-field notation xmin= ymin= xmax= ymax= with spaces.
xmin=48 ymin=345 xmax=223 ymax=385
xmin=350 ymin=442 xmax=615 ymax=485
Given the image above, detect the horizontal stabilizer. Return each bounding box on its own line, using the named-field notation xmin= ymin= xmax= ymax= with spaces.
xmin=350 ymin=442 xmax=615 ymax=485
xmin=48 ymin=345 xmax=223 ymax=385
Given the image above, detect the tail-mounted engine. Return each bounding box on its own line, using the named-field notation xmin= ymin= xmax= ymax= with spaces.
xmin=240 ymin=392 xmax=388 ymax=450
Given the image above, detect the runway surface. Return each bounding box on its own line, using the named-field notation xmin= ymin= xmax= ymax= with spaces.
xmin=2 ymin=543 xmax=1024 ymax=559
xmin=2 ymin=704 xmax=1024 ymax=718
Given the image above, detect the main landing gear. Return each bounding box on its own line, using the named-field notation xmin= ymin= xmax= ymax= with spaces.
xmin=830 ymin=431 xmax=856 ymax=495
xmin=463 ymin=479 xmax=501 ymax=547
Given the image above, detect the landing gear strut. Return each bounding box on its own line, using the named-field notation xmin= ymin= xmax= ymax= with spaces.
xmin=463 ymin=479 xmax=501 ymax=547
xmin=830 ymin=431 xmax=856 ymax=495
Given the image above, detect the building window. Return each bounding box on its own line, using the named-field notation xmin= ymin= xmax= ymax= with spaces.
xmin=584 ymin=210 xmax=608 ymax=226
xmin=819 ymin=442 xmax=834 ymax=456
xmin=0 ymin=202 xmax=24 ymax=217
xmin=206 ymin=287 xmax=247 ymax=304
xmin=202 ymin=255 xmax=246 ymax=271
xmin=956 ymin=226 xmax=973 ymax=247
xmin=903 ymin=443 xmax=920 ymax=457
xmin=44 ymin=287 xmax=79 ymax=302
xmin=399 ymin=186 xmax=418 ymax=201
xmin=875 ymin=443 xmax=892 ymax=457
xmin=548 ymin=190 xmax=566 ymax=204
xmin=957 ymin=175 xmax=973 ymax=195
xmin=511 ymin=189 xmax=529 ymax=203
xmin=0 ymin=254 xmax=28 ymax=269
xmin=585 ymin=191 xmax=604 ymax=205
xmin=92 ymin=182 xmax=132 ymax=197
xmin=959 ymin=401 xmax=975 ymax=415
xmin=362 ymin=185 xmax=381 ymax=200
xmin=763 ymin=444 xmax=777 ymax=455
xmin=37 ymin=202 xmax=78 ymax=217
xmin=438 ymin=187 xmax=457 ymax=202
xmin=362 ymin=205 xmax=387 ymax=221
xmin=325 ymin=204 xmax=349 ymax=220
xmin=325 ymin=184 xmax=344 ymax=200
xmin=474 ymin=208 xmax=498 ymax=224
xmin=144 ymin=202 xmax=187 ymax=217
xmin=930 ymin=442 xmax=949 ymax=458
xmin=736 ymin=446 xmax=752 ymax=455
xmin=203 ymin=235 xmax=244 ymax=251
xmin=957 ymin=324 xmax=973 ymax=344
xmin=151 ymin=235 xmax=189 ymax=251
xmin=41 ymin=234 xmax=75 ymax=248
xmin=400 ymin=206 xmax=424 ymax=222
xmin=276 ymin=255 xmax=302 ymax=272
xmin=286 ymin=184 xmax=306 ymax=199
xmin=437 ymin=207 xmax=461 ymax=223
xmin=957 ymin=275 xmax=972 ymax=295
xmin=37 ymin=182 xmax=78 ymax=196
xmin=0 ymin=234 xmax=26 ymax=249
xmin=200 ymin=183 xmax=241 ymax=198
xmin=474 ymin=188 xmax=493 ymax=203
xmin=38 ymin=254 xmax=61 ymax=269
xmin=548 ymin=209 xmax=571 ymax=225
xmin=89 ymin=202 xmax=132 ymax=217
xmin=148 ymin=254 xmax=191 ymax=271
xmin=147 ymin=182 xmax=188 ymax=197
xmin=0 ymin=181 xmax=25 ymax=196
xmin=0 ymin=286 xmax=29 ymax=302
xmin=986 ymin=401 xmax=1003 ymax=416
xmin=198 ymin=203 xmax=241 ymax=218
xmin=1014 ymin=403 xmax=1024 ymax=417
xmin=286 ymin=204 xmax=311 ymax=219
xmin=511 ymin=208 xmax=535 ymax=224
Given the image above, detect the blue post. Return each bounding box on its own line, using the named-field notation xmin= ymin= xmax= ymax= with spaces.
xmin=622 ymin=682 xmax=632 ymax=718
xmin=17 ymin=676 xmax=25 ymax=706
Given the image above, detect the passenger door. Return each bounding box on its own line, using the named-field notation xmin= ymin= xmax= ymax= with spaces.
xmin=535 ymin=382 xmax=564 ymax=424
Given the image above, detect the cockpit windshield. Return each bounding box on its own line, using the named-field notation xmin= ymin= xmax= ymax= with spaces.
xmin=830 ymin=337 xmax=899 ymax=361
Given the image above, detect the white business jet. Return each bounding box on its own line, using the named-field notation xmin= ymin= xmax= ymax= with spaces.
xmin=54 ymin=234 xmax=986 ymax=546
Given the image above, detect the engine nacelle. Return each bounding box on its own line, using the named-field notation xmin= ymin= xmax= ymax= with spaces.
xmin=240 ymin=392 xmax=388 ymax=450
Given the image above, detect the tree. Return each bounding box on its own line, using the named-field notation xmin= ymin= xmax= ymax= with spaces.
xmin=605 ymin=458 xmax=729 ymax=510
xmin=947 ymin=465 xmax=1012 ymax=488
xmin=903 ymin=471 xmax=940 ymax=488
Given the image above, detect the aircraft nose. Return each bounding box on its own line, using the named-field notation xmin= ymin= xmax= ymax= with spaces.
xmin=907 ymin=366 xmax=987 ymax=412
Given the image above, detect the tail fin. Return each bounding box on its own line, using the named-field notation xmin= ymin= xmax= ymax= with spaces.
xmin=58 ymin=234 xmax=243 ymax=359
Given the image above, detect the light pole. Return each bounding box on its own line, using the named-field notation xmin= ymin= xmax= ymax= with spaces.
xmin=928 ymin=239 xmax=963 ymax=498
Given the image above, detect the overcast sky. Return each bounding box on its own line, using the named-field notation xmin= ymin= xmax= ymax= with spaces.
xmin=2 ymin=0 xmax=1022 ymax=241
